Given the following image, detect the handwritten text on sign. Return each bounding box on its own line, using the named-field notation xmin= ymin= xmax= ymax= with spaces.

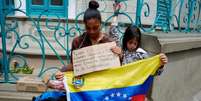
xmin=72 ymin=42 xmax=120 ymax=76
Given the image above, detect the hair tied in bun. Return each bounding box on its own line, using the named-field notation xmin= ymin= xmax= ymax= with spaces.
xmin=89 ymin=0 xmax=99 ymax=10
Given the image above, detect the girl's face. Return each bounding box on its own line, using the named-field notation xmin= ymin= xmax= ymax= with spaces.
xmin=126 ymin=38 xmax=138 ymax=52
xmin=85 ymin=18 xmax=101 ymax=39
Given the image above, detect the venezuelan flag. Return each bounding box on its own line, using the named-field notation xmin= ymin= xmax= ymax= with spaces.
xmin=64 ymin=55 xmax=161 ymax=101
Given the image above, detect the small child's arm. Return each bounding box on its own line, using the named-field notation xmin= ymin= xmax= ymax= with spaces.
xmin=109 ymin=2 xmax=121 ymax=46
xmin=159 ymin=53 xmax=168 ymax=66
xmin=155 ymin=53 xmax=168 ymax=75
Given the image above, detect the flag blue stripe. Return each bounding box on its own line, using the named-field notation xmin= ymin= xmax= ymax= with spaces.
xmin=70 ymin=76 xmax=153 ymax=101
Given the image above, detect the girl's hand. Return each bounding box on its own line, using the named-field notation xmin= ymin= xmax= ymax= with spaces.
xmin=113 ymin=2 xmax=121 ymax=12
xmin=111 ymin=46 xmax=122 ymax=57
xmin=55 ymin=71 xmax=64 ymax=81
xmin=159 ymin=53 xmax=168 ymax=66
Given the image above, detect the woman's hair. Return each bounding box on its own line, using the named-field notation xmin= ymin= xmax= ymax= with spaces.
xmin=83 ymin=0 xmax=101 ymax=23
xmin=122 ymin=25 xmax=141 ymax=50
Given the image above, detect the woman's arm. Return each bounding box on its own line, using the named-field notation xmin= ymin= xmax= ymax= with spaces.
xmin=60 ymin=63 xmax=73 ymax=72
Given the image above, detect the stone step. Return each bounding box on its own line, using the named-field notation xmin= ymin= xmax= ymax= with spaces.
xmin=0 ymin=83 xmax=41 ymax=101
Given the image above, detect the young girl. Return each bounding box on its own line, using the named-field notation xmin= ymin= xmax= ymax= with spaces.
xmin=122 ymin=26 xmax=147 ymax=64
xmin=109 ymin=2 xmax=168 ymax=66
xmin=111 ymin=25 xmax=168 ymax=101
xmin=120 ymin=25 xmax=168 ymax=66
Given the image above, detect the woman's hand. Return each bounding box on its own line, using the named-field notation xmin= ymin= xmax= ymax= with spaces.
xmin=159 ymin=53 xmax=168 ymax=66
xmin=55 ymin=64 xmax=73 ymax=81
xmin=111 ymin=46 xmax=122 ymax=58
xmin=55 ymin=71 xmax=64 ymax=81
xmin=47 ymin=80 xmax=65 ymax=90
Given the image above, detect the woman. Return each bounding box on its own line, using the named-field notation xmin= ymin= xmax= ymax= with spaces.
xmin=54 ymin=0 xmax=115 ymax=85
xmin=33 ymin=1 xmax=117 ymax=101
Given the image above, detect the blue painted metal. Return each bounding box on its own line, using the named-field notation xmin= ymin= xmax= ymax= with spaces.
xmin=26 ymin=0 xmax=67 ymax=17
xmin=172 ymin=0 xmax=201 ymax=32
xmin=185 ymin=0 xmax=196 ymax=32
xmin=26 ymin=0 xmax=46 ymax=16
xmin=134 ymin=0 xmax=172 ymax=32
xmin=135 ymin=0 xmax=143 ymax=27
xmin=155 ymin=0 xmax=171 ymax=32
xmin=194 ymin=0 xmax=201 ymax=32
xmin=0 ymin=0 xmax=2 ymax=74
xmin=5 ymin=0 xmax=15 ymax=15
xmin=0 ymin=0 xmax=9 ymax=83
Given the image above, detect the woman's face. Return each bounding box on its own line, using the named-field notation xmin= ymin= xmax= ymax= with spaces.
xmin=85 ymin=18 xmax=101 ymax=39
xmin=126 ymin=38 xmax=138 ymax=52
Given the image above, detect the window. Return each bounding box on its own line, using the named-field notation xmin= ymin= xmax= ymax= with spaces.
xmin=5 ymin=0 xmax=15 ymax=15
xmin=6 ymin=0 xmax=15 ymax=9
xmin=26 ymin=0 xmax=67 ymax=17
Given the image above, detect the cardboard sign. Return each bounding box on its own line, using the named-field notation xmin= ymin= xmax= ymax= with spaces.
xmin=72 ymin=42 xmax=120 ymax=76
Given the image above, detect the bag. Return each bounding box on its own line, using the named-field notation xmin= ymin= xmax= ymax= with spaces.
xmin=32 ymin=91 xmax=66 ymax=101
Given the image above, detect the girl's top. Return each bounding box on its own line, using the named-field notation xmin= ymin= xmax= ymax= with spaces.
xmin=122 ymin=48 xmax=149 ymax=65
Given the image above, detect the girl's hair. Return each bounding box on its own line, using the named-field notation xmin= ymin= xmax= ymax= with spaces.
xmin=122 ymin=25 xmax=141 ymax=51
xmin=84 ymin=0 xmax=101 ymax=23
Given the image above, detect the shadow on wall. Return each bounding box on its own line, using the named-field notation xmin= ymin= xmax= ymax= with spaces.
xmin=141 ymin=34 xmax=161 ymax=55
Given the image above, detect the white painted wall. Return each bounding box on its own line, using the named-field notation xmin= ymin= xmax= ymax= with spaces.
xmin=14 ymin=0 xmax=26 ymax=16
xmin=76 ymin=0 xmax=157 ymax=24
xmin=68 ymin=0 xmax=76 ymax=19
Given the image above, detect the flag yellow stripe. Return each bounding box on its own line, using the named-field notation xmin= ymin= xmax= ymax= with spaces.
xmin=65 ymin=55 xmax=161 ymax=92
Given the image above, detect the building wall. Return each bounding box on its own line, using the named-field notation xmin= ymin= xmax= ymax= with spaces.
xmin=141 ymin=33 xmax=201 ymax=101
xmin=152 ymin=48 xmax=201 ymax=101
